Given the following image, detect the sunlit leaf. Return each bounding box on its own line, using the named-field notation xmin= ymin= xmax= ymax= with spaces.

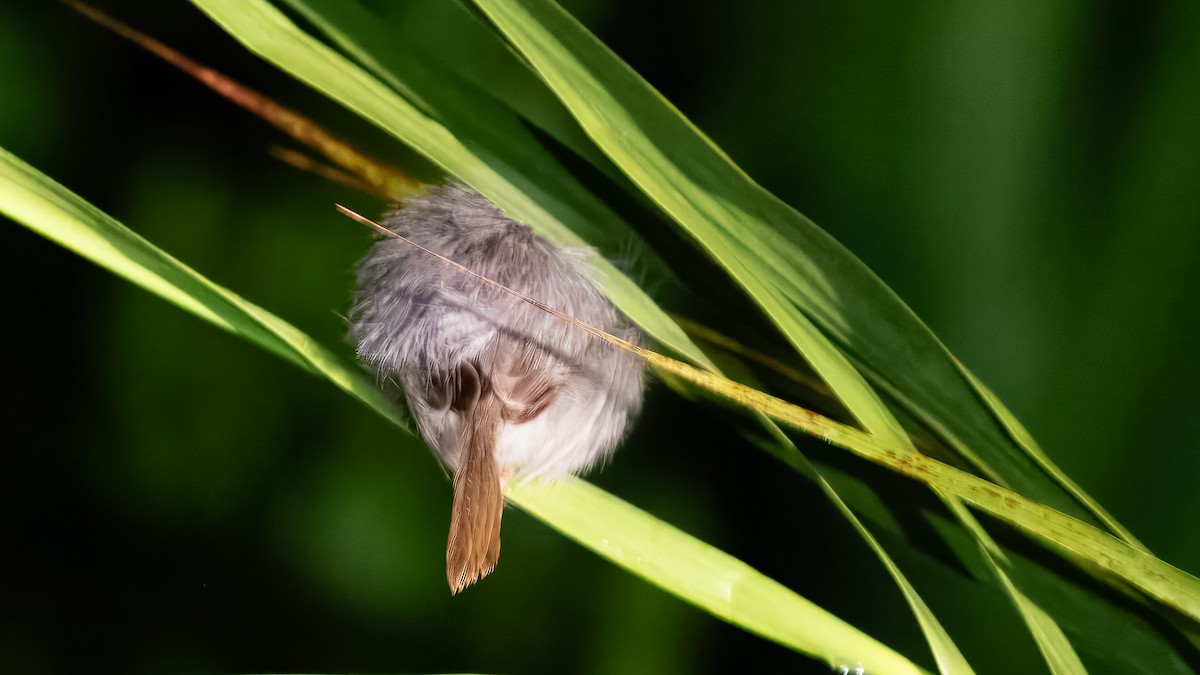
xmin=511 ymin=477 xmax=930 ymax=675
xmin=466 ymin=0 xmax=1122 ymax=532
xmin=0 ymin=144 xmax=930 ymax=674
xmin=185 ymin=0 xmax=715 ymax=373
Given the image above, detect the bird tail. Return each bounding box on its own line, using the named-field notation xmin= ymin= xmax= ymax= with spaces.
xmin=446 ymin=397 xmax=504 ymax=594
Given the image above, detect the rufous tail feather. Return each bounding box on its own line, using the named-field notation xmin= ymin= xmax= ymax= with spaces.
xmin=446 ymin=397 xmax=504 ymax=594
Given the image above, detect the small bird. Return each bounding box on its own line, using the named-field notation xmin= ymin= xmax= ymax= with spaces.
xmin=350 ymin=183 xmax=645 ymax=593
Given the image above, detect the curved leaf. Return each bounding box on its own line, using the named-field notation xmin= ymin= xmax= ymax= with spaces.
xmin=466 ymin=0 xmax=1120 ymax=531
xmin=940 ymin=497 xmax=1086 ymax=674
xmin=641 ymin=350 xmax=1200 ymax=623
xmin=511 ymin=477 xmax=930 ymax=675
xmin=0 ymin=146 xmax=407 ymax=430
xmin=0 ymin=145 xmax=930 ymax=674
xmin=185 ymin=0 xmax=715 ymax=373
xmin=752 ymin=422 xmax=976 ymax=675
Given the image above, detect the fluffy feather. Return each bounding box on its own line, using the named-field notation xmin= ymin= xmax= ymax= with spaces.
xmin=350 ymin=184 xmax=645 ymax=591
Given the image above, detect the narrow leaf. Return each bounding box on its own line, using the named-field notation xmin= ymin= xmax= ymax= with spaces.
xmin=941 ymin=497 xmax=1087 ymax=674
xmin=186 ymin=0 xmax=715 ymax=372
xmin=467 ymin=0 xmax=1120 ymax=530
xmin=1 ymin=146 xmax=928 ymax=674
xmin=641 ymin=350 xmax=1200 ymax=623
xmin=753 ymin=423 xmax=976 ymax=675
xmin=0 ymin=145 xmax=406 ymax=430
xmin=510 ymin=477 xmax=930 ymax=675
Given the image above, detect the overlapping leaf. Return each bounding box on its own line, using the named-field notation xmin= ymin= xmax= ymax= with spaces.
xmin=0 ymin=146 xmax=929 ymax=673
xmin=466 ymin=0 xmax=1125 ymax=533
xmin=185 ymin=0 xmax=714 ymax=374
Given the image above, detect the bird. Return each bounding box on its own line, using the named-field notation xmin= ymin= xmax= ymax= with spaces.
xmin=349 ymin=183 xmax=645 ymax=593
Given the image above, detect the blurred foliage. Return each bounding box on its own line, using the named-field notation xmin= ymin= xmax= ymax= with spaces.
xmin=2 ymin=0 xmax=1198 ymax=674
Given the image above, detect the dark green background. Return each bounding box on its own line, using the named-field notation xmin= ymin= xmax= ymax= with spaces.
xmin=3 ymin=1 xmax=1198 ymax=673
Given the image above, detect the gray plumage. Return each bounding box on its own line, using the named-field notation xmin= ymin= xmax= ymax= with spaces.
xmin=349 ymin=183 xmax=644 ymax=592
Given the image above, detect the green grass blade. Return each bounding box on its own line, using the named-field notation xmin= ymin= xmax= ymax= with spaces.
xmin=994 ymin=557 xmax=1088 ymax=674
xmin=666 ymin=354 xmax=1200 ymax=614
xmin=644 ymin=351 xmax=1200 ymax=623
xmin=466 ymin=0 xmax=1118 ymax=526
xmin=275 ymin=0 xmax=622 ymax=239
xmin=185 ymin=0 xmax=715 ymax=373
xmin=175 ymin=18 xmax=1060 ymax=658
xmin=962 ymin=368 xmax=1145 ymax=550
xmin=463 ymin=5 xmax=1187 ymax=661
xmin=174 ymin=0 xmax=1195 ymax=624
xmin=278 ymin=0 xmax=614 ymax=179
xmin=708 ymin=328 xmax=1085 ymax=670
xmin=751 ymin=422 xmax=976 ymax=674
xmin=0 ymin=145 xmax=407 ymax=431
xmin=177 ymin=2 xmax=965 ymax=656
xmin=511 ymin=477 xmax=930 ymax=675
xmin=837 ymin=503 xmax=975 ymax=675
xmin=464 ymin=0 xmax=915 ymax=451
xmin=675 ymin=315 xmax=1089 ymax=671
xmin=692 ymin=347 xmax=974 ymax=672
xmin=254 ymin=27 xmax=976 ymax=669
xmin=940 ymin=497 xmax=1087 ymax=674
xmin=1 ymin=146 xmax=931 ymax=674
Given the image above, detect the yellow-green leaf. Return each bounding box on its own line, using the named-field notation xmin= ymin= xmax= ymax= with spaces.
xmin=1 ymin=144 xmax=929 ymax=674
